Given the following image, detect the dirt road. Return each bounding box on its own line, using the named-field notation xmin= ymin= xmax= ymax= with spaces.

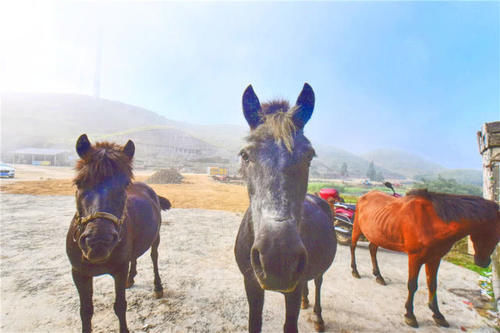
xmin=0 ymin=193 xmax=495 ymax=332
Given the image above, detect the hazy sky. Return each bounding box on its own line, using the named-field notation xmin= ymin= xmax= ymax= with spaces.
xmin=1 ymin=1 xmax=498 ymax=169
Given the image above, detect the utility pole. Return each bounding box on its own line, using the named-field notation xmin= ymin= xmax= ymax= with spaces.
xmin=93 ymin=26 xmax=102 ymax=99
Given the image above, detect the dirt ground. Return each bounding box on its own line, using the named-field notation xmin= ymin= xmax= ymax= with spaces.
xmin=0 ymin=165 xmax=249 ymax=212
xmin=0 ymin=165 xmax=497 ymax=332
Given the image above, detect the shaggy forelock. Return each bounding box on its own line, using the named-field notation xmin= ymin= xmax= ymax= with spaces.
xmin=247 ymin=100 xmax=302 ymax=152
xmin=74 ymin=142 xmax=133 ymax=189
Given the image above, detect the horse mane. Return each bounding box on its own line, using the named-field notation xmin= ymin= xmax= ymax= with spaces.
xmin=74 ymin=141 xmax=133 ymax=188
xmin=406 ymin=189 xmax=499 ymax=224
xmin=247 ymin=100 xmax=300 ymax=152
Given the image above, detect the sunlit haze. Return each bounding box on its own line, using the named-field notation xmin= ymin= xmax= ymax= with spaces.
xmin=1 ymin=1 xmax=498 ymax=169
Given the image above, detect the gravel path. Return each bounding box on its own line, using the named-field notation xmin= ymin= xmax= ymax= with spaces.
xmin=0 ymin=194 xmax=494 ymax=332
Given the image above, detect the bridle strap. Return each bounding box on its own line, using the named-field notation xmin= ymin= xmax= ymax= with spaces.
xmin=72 ymin=203 xmax=128 ymax=243
xmin=75 ymin=211 xmax=125 ymax=227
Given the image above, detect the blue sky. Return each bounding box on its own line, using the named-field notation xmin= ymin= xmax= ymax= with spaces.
xmin=1 ymin=1 xmax=498 ymax=169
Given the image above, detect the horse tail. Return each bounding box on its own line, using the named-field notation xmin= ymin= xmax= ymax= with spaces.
xmin=158 ymin=196 xmax=171 ymax=210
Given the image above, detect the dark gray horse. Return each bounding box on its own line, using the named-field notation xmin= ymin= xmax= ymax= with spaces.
xmin=234 ymin=83 xmax=337 ymax=333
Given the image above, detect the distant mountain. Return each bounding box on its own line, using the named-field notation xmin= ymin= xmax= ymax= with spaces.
xmin=1 ymin=92 xmax=174 ymax=151
xmin=361 ymin=149 xmax=446 ymax=178
xmin=361 ymin=149 xmax=482 ymax=184
xmin=427 ymin=169 xmax=483 ymax=186
xmin=0 ymin=93 xmax=480 ymax=184
xmin=312 ymin=145 xmax=405 ymax=179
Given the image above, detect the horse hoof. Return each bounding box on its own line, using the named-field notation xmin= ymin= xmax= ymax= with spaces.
xmin=352 ymin=271 xmax=361 ymax=279
xmin=376 ymin=277 xmax=386 ymax=286
xmin=301 ymin=300 xmax=310 ymax=309
xmin=404 ymin=314 xmax=419 ymax=328
xmin=433 ymin=315 xmax=449 ymax=327
xmin=126 ymin=280 xmax=134 ymax=289
xmin=314 ymin=320 xmax=325 ymax=332
xmin=154 ymin=289 xmax=163 ymax=299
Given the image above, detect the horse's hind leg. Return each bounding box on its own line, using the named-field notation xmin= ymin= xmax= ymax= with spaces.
xmin=126 ymin=259 xmax=137 ymax=289
xmin=312 ymin=275 xmax=325 ymax=332
xmin=350 ymin=219 xmax=361 ymax=279
xmin=369 ymin=243 xmax=386 ymax=285
xmin=425 ymin=258 xmax=449 ymax=327
xmin=301 ymin=281 xmax=310 ymax=309
xmin=151 ymin=234 xmax=163 ymax=298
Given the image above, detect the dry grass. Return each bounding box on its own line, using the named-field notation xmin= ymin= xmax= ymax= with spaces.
xmin=0 ymin=174 xmax=249 ymax=213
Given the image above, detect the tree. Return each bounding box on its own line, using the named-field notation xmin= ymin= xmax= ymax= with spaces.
xmin=340 ymin=162 xmax=349 ymax=177
xmin=366 ymin=161 xmax=377 ymax=181
xmin=375 ymin=171 xmax=384 ymax=182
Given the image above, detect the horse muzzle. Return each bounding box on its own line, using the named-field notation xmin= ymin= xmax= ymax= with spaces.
xmin=250 ymin=240 xmax=307 ymax=292
xmin=474 ymin=255 xmax=491 ymax=268
xmin=79 ymin=231 xmax=119 ymax=264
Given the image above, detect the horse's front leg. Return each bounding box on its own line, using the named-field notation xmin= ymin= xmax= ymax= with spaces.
xmin=425 ymin=258 xmax=449 ymax=327
xmin=404 ymin=254 xmax=423 ymax=328
xmin=72 ymin=270 xmax=93 ymax=333
xmin=283 ymin=282 xmax=304 ymax=333
xmin=244 ymin=276 xmax=264 ymax=333
xmin=113 ymin=263 xmax=130 ymax=333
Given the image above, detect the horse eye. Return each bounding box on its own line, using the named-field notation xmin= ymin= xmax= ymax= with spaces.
xmin=240 ymin=151 xmax=250 ymax=162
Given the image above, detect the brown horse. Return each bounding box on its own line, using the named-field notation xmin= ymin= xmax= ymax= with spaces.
xmin=66 ymin=134 xmax=171 ymax=333
xmin=350 ymin=189 xmax=499 ymax=328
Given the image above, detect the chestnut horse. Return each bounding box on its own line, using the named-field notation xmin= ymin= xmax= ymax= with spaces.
xmin=350 ymin=189 xmax=499 ymax=328
xmin=235 ymin=83 xmax=337 ymax=332
xmin=66 ymin=134 xmax=171 ymax=333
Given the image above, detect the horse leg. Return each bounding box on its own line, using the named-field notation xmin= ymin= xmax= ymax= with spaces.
xmin=151 ymin=234 xmax=163 ymax=298
xmin=301 ymin=281 xmax=309 ymax=309
xmin=283 ymin=282 xmax=303 ymax=333
xmin=369 ymin=243 xmax=386 ymax=285
xmin=112 ymin=263 xmax=130 ymax=333
xmin=126 ymin=258 xmax=137 ymax=289
xmin=404 ymin=255 xmax=422 ymax=328
xmin=350 ymin=220 xmax=362 ymax=279
xmin=425 ymin=259 xmax=449 ymax=327
xmin=312 ymin=275 xmax=325 ymax=332
xmin=244 ymin=276 xmax=264 ymax=333
xmin=72 ymin=270 xmax=93 ymax=333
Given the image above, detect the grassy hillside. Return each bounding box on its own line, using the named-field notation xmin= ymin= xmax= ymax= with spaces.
xmin=1 ymin=93 xmax=173 ymax=151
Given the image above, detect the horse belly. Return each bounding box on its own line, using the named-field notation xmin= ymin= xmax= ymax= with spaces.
xmin=128 ymin=198 xmax=161 ymax=259
xmin=301 ymin=208 xmax=337 ymax=280
xmin=361 ymin=218 xmax=405 ymax=252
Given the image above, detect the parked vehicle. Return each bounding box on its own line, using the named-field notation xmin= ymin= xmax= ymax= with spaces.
xmin=319 ymin=182 xmax=401 ymax=245
xmin=0 ymin=163 xmax=15 ymax=178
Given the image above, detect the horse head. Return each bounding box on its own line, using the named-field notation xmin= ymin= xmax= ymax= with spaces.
xmin=239 ymin=83 xmax=316 ymax=292
xmin=73 ymin=134 xmax=134 ymax=264
xmin=470 ymin=210 xmax=500 ymax=268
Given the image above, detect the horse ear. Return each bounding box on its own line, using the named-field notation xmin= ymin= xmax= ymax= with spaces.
xmin=242 ymin=85 xmax=263 ymax=130
xmin=292 ymin=83 xmax=315 ymax=129
xmin=76 ymin=134 xmax=92 ymax=158
xmin=123 ymin=140 xmax=135 ymax=159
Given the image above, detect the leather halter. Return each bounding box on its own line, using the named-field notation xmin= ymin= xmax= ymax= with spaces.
xmin=72 ymin=202 xmax=128 ymax=242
